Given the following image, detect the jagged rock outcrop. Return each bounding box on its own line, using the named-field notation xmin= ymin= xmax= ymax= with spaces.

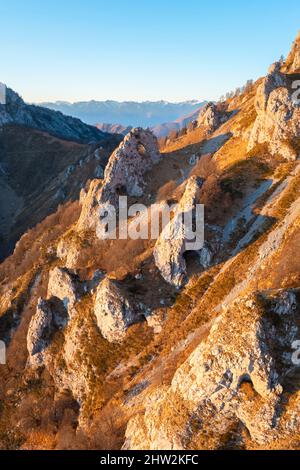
xmin=248 ymin=61 xmax=300 ymax=160
xmin=256 ymin=62 xmax=287 ymax=111
xmin=94 ymin=278 xmax=145 ymax=343
xmin=47 ymin=267 xmax=79 ymax=317
xmin=153 ymin=176 xmax=203 ymax=288
xmin=58 ymin=315 xmax=94 ymax=406
xmin=124 ymin=289 xmax=300 ymax=449
xmin=27 ymin=299 xmax=54 ymax=367
xmin=197 ymin=102 xmax=228 ymax=133
xmin=285 ymin=30 xmax=300 ymax=73
xmin=77 ymin=128 xmax=160 ymax=232
xmin=27 ymin=297 xmax=67 ymax=367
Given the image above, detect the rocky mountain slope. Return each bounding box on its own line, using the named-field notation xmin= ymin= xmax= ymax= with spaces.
xmin=1 ymin=33 xmax=300 ymax=450
xmin=0 ymin=88 xmax=121 ymax=260
xmin=0 ymin=88 xmax=108 ymax=143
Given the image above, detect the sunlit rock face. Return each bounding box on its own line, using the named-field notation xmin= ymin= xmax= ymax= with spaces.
xmin=94 ymin=277 xmax=145 ymax=343
xmin=248 ymin=61 xmax=300 ymax=160
xmin=77 ymin=128 xmax=160 ymax=233
xmin=27 ymin=297 xmax=67 ymax=368
xmin=196 ymin=102 xmax=229 ymax=133
xmin=47 ymin=267 xmax=79 ymax=317
xmin=153 ymin=176 xmax=203 ymax=288
xmin=285 ymin=30 xmax=300 ymax=73
xmin=124 ymin=290 xmax=300 ymax=449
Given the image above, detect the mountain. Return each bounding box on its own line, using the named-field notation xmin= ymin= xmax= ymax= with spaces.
xmin=151 ymin=106 xmax=202 ymax=138
xmin=0 ymin=88 xmax=109 ymax=144
xmin=40 ymin=99 xmax=205 ymax=128
xmin=95 ymin=106 xmax=205 ymax=138
xmin=2 ymin=32 xmax=300 ymax=452
xmin=96 ymin=123 xmax=133 ymax=136
xmin=0 ymin=87 xmax=122 ymax=261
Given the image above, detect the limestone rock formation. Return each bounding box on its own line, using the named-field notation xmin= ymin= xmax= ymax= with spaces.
xmin=197 ymin=102 xmax=228 ymax=133
xmin=77 ymin=128 xmax=160 ymax=232
xmin=124 ymin=289 xmax=300 ymax=449
xmin=153 ymin=176 xmax=203 ymax=288
xmin=27 ymin=297 xmax=68 ymax=368
xmin=256 ymin=62 xmax=287 ymax=112
xmin=27 ymin=298 xmax=54 ymax=367
xmin=47 ymin=267 xmax=79 ymax=317
xmin=285 ymin=30 xmax=300 ymax=73
xmin=58 ymin=315 xmax=94 ymax=406
xmin=94 ymin=278 xmax=144 ymax=343
xmin=248 ymin=62 xmax=300 ymax=160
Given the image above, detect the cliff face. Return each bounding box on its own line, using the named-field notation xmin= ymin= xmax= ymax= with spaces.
xmin=285 ymin=31 xmax=300 ymax=72
xmin=248 ymin=62 xmax=300 ymax=160
xmin=2 ymin=33 xmax=300 ymax=451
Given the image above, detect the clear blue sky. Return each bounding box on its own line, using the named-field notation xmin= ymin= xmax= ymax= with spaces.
xmin=1 ymin=0 xmax=300 ymax=103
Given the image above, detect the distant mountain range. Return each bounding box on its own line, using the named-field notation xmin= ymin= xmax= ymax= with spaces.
xmin=40 ymin=99 xmax=206 ymax=130
xmin=151 ymin=106 xmax=202 ymax=138
xmin=1 ymin=88 xmax=109 ymax=144
xmin=96 ymin=105 xmax=203 ymax=138
xmin=96 ymin=123 xmax=133 ymax=136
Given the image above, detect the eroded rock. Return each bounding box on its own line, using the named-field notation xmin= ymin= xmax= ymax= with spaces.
xmin=27 ymin=297 xmax=68 ymax=367
xmin=197 ymin=102 xmax=229 ymax=133
xmin=248 ymin=61 xmax=300 ymax=160
xmin=285 ymin=30 xmax=300 ymax=73
xmin=27 ymin=299 xmax=53 ymax=367
xmin=124 ymin=289 xmax=300 ymax=449
xmin=47 ymin=267 xmax=79 ymax=317
xmin=94 ymin=278 xmax=144 ymax=343
xmin=153 ymin=176 xmax=204 ymax=288
xmin=77 ymin=128 xmax=160 ymax=233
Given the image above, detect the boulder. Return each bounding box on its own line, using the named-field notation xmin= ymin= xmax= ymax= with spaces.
xmin=153 ymin=176 xmax=204 ymax=288
xmin=94 ymin=278 xmax=144 ymax=343
xmin=27 ymin=298 xmax=54 ymax=367
xmin=27 ymin=293 xmax=71 ymax=368
xmin=47 ymin=267 xmax=79 ymax=317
